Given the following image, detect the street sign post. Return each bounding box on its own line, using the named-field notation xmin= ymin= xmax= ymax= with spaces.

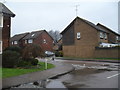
xmin=45 ymin=58 xmax=48 ymax=70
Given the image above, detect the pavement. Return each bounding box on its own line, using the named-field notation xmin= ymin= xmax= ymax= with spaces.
xmin=2 ymin=58 xmax=75 ymax=89
xmin=46 ymin=80 xmax=67 ymax=88
xmin=55 ymin=57 xmax=120 ymax=63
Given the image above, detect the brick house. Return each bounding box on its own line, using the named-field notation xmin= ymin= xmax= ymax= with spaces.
xmin=61 ymin=17 xmax=119 ymax=58
xmin=97 ymin=23 xmax=120 ymax=44
xmin=22 ymin=30 xmax=54 ymax=52
xmin=0 ymin=3 xmax=15 ymax=53
xmin=10 ymin=33 xmax=29 ymax=47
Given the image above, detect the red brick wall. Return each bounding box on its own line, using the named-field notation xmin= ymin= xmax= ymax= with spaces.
xmin=34 ymin=31 xmax=54 ymax=52
xmin=2 ymin=16 xmax=11 ymax=50
xmin=22 ymin=31 xmax=54 ymax=52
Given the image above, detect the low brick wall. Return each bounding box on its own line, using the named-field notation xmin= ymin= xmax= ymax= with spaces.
xmin=63 ymin=45 xmax=119 ymax=59
xmin=94 ymin=47 xmax=119 ymax=58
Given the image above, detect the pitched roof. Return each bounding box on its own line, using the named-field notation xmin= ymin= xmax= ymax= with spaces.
xmin=61 ymin=17 xmax=108 ymax=34
xmin=11 ymin=33 xmax=29 ymax=41
xmin=23 ymin=30 xmax=45 ymax=40
xmin=0 ymin=3 xmax=15 ymax=17
xmin=97 ymin=23 xmax=120 ymax=36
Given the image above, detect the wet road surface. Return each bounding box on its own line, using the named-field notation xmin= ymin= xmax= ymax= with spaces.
xmin=12 ymin=59 xmax=119 ymax=89
xmin=53 ymin=59 xmax=119 ymax=88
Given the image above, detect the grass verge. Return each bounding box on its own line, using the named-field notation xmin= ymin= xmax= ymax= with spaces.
xmin=2 ymin=62 xmax=55 ymax=78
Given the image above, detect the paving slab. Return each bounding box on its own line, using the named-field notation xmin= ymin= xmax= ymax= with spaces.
xmin=46 ymin=80 xmax=67 ymax=89
xmin=55 ymin=57 xmax=120 ymax=63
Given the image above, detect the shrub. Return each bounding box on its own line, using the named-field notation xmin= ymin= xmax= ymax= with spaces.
xmin=2 ymin=50 xmax=20 ymax=68
xmin=30 ymin=58 xmax=39 ymax=65
xmin=55 ymin=51 xmax=63 ymax=57
xmin=59 ymin=51 xmax=63 ymax=57
xmin=4 ymin=46 xmax=22 ymax=54
xmin=23 ymin=58 xmax=38 ymax=66
xmin=17 ymin=60 xmax=32 ymax=68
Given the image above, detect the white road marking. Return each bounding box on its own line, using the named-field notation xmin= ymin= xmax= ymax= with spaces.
xmin=107 ymin=73 xmax=120 ymax=79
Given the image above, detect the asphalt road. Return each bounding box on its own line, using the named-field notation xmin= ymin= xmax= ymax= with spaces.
xmin=54 ymin=59 xmax=119 ymax=88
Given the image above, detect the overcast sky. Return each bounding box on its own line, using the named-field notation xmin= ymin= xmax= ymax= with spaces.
xmin=0 ymin=0 xmax=119 ymax=36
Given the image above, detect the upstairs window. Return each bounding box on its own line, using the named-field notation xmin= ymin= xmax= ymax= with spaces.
xmin=31 ymin=34 xmax=35 ymax=37
xmin=14 ymin=41 xmax=18 ymax=45
xmin=116 ymin=36 xmax=119 ymax=41
xmin=104 ymin=33 xmax=107 ymax=39
xmin=43 ymin=39 xmax=47 ymax=44
xmin=0 ymin=14 xmax=3 ymax=27
xmin=25 ymin=40 xmax=27 ymax=44
xmin=53 ymin=41 xmax=54 ymax=44
xmin=100 ymin=32 xmax=104 ymax=39
xmin=28 ymin=39 xmax=33 ymax=43
xmin=12 ymin=42 xmax=14 ymax=45
xmin=77 ymin=32 xmax=81 ymax=39
xmin=0 ymin=41 xmax=2 ymax=54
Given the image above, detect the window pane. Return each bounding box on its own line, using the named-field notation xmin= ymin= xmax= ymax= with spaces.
xmin=43 ymin=39 xmax=46 ymax=43
xmin=12 ymin=42 xmax=13 ymax=45
xmin=14 ymin=41 xmax=18 ymax=44
xmin=0 ymin=41 xmax=2 ymax=54
xmin=28 ymin=39 xmax=33 ymax=43
xmin=77 ymin=32 xmax=80 ymax=39
xmin=116 ymin=36 xmax=118 ymax=40
xmin=104 ymin=33 xmax=107 ymax=39
xmin=100 ymin=32 xmax=104 ymax=38
xmin=0 ymin=14 xmax=3 ymax=27
xmin=25 ymin=40 xmax=27 ymax=44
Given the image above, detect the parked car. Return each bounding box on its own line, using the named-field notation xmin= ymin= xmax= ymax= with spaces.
xmin=45 ymin=51 xmax=55 ymax=57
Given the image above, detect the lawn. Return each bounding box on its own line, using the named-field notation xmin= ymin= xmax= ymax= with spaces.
xmin=2 ymin=62 xmax=55 ymax=78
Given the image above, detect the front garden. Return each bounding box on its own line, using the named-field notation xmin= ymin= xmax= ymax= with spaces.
xmin=1 ymin=44 xmax=55 ymax=78
xmin=2 ymin=62 xmax=54 ymax=78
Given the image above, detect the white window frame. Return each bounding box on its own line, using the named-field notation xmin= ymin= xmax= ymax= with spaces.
xmin=100 ymin=32 xmax=104 ymax=39
xmin=43 ymin=39 xmax=47 ymax=44
xmin=28 ymin=39 xmax=33 ymax=43
xmin=53 ymin=41 xmax=54 ymax=44
xmin=104 ymin=33 xmax=107 ymax=39
xmin=25 ymin=40 xmax=27 ymax=44
xmin=0 ymin=41 xmax=2 ymax=54
xmin=31 ymin=34 xmax=35 ymax=37
xmin=77 ymin=32 xmax=81 ymax=39
xmin=116 ymin=36 xmax=119 ymax=41
xmin=14 ymin=41 xmax=18 ymax=45
xmin=0 ymin=14 xmax=3 ymax=27
xmin=12 ymin=41 xmax=14 ymax=45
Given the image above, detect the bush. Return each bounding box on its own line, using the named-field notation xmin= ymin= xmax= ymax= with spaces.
xmin=17 ymin=60 xmax=32 ymax=68
xmin=30 ymin=58 xmax=39 ymax=65
xmin=4 ymin=46 xmax=22 ymax=54
xmin=2 ymin=50 xmax=20 ymax=68
xmin=24 ymin=58 xmax=38 ymax=66
xmin=55 ymin=51 xmax=63 ymax=57
xmin=59 ymin=51 xmax=63 ymax=57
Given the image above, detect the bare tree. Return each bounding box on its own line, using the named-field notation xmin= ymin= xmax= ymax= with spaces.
xmin=48 ymin=30 xmax=62 ymax=43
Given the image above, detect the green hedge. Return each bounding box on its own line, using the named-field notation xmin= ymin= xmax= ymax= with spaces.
xmin=2 ymin=50 xmax=20 ymax=68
